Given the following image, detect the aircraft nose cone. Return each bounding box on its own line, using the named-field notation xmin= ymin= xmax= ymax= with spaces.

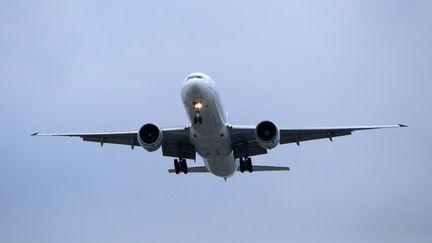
xmin=183 ymin=79 xmax=204 ymax=96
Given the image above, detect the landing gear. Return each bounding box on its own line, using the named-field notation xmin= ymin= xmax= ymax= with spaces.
xmin=193 ymin=116 xmax=202 ymax=124
xmin=193 ymin=112 xmax=202 ymax=124
xmin=239 ymin=157 xmax=253 ymax=173
xmin=174 ymin=159 xmax=188 ymax=174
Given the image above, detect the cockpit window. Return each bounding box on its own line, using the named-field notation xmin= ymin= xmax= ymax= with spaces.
xmin=187 ymin=75 xmax=206 ymax=80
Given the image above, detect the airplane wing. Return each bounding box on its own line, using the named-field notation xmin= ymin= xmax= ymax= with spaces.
xmin=32 ymin=126 xmax=196 ymax=160
xmin=229 ymin=124 xmax=407 ymax=158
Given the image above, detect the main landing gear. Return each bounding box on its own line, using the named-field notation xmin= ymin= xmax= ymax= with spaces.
xmin=239 ymin=157 xmax=253 ymax=173
xmin=174 ymin=158 xmax=188 ymax=174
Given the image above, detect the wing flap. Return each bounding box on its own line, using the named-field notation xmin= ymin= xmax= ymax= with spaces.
xmin=83 ymin=136 xmax=139 ymax=146
xmin=162 ymin=141 xmax=196 ymax=160
xmin=280 ymin=130 xmax=352 ymax=144
xmin=232 ymin=141 xmax=267 ymax=159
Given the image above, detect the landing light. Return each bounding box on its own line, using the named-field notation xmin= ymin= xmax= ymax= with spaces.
xmin=194 ymin=102 xmax=203 ymax=109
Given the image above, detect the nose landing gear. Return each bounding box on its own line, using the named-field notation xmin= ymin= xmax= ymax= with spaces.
xmin=174 ymin=158 xmax=188 ymax=174
xmin=239 ymin=157 xmax=253 ymax=173
xmin=193 ymin=112 xmax=202 ymax=124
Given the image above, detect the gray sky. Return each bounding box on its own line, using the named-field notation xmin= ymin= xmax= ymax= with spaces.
xmin=1 ymin=0 xmax=431 ymax=242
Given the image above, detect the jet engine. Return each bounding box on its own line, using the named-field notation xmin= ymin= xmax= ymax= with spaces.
xmin=138 ymin=123 xmax=163 ymax=152
xmin=255 ymin=120 xmax=280 ymax=149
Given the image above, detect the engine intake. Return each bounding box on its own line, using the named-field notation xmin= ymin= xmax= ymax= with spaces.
xmin=255 ymin=120 xmax=280 ymax=149
xmin=138 ymin=123 xmax=163 ymax=152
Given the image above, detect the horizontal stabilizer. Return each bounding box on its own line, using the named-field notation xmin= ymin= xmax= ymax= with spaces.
xmin=168 ymin=166 xmax=209 ymax=173
xmin=168 ymin=165 xmax=290 ymax=173
xmin=245 ymin=165 xmax=290 ymax=172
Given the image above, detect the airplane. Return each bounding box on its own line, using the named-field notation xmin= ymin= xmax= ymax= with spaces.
xmin=32 ymin=72 xmax=407 ymax=180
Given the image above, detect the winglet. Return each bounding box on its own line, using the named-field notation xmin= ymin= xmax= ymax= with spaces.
xmin=31 ymin=132 xmax=39 ymax=136
xmin=398 ymin=124 xmax=408 ymax=127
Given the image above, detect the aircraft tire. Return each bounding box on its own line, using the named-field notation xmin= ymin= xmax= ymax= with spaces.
xmin=180 ymin=159 xmax=188 ymax=174
xmin=239 ymin=158 xmax=245 ymax=173
xmin=174 ymin=159 xmax=180 ymax=174
xmin=247 ymin=158 xmax=253 ymax=173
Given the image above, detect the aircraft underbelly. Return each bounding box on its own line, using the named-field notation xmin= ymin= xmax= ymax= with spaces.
xmin=193 ymin=130 xmax=235 ymax=177
xmin=204 ymin=152 xmax=237 ymax=177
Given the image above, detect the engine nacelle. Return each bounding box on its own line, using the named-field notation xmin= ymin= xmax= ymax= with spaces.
xmin=255 ymin=120 xmax=280 ymax=149
xmin=137 ymin=123 xmax=163 ymax=152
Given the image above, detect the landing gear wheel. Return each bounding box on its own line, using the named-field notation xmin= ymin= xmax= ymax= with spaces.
xmin=174 ymin=159 xmax=188 ymax=174
xmin=194 ymin=116 xmax=203 ymax=124
xmin=246 ymin=158 xmax=253 ymax=173
xmin=174 ymin=159 xmax=180 ymax=174
xmin=239 ymin=158 xmax=246 ymax=173
xmin=180 ymin=159 xmax=188 ymax=174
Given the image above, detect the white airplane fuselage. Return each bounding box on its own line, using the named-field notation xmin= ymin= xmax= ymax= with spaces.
xmin=181 ymin=73 xmax=237 ymax=177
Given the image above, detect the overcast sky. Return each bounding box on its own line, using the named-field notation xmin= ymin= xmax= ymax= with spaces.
xmin=1 ymin=0 xmax=431 ymax=242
